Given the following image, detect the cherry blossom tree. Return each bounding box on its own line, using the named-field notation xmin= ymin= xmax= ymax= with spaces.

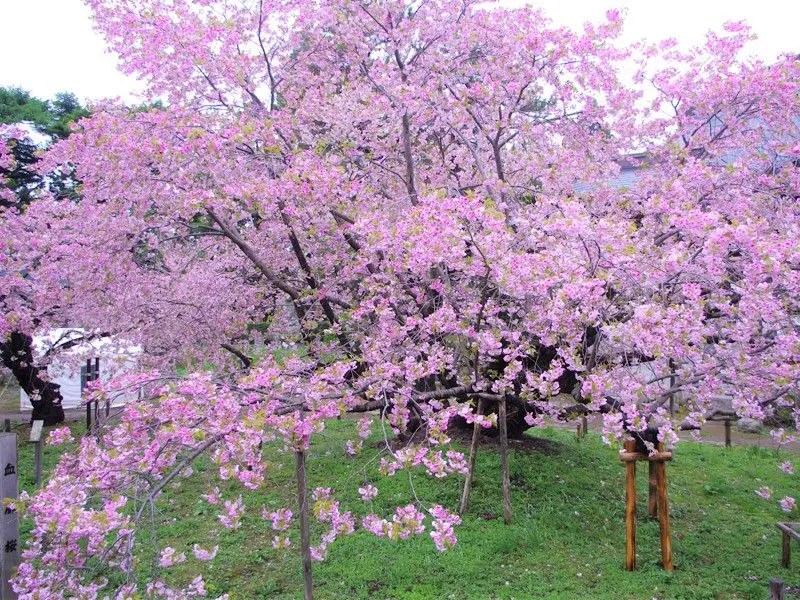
xmin=4 ymin=0 xmax=799 ymax=597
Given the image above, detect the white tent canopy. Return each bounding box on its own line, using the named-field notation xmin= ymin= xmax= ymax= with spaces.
xmin=20 ymin=328 xmax=142 ymax=411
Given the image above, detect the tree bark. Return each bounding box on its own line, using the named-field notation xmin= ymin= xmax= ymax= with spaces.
xmin=0 ymin=331 xmax=65 ymax=425
xmin=450 ymin=394 xmax=531 ymax=439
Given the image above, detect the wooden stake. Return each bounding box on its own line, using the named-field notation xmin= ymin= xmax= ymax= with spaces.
xmin=769 ymin=579 xmax=785 ymax=600
xmin=724 ymin=419 xmax=731 ymax=448
xmin=581 ymin=415 xmax=588 ymax=437
xmin=499 ymin=395 xmax=511 ymax=525
xmin=459 ymin=397 xmax=485 ymax=515
xmin=295 ymin=447 xmax=313 ymax=600
xmin=624 ymin=439 xmax=637 ymax=571
xmin=655 ymin=443 xmax=673 ymax=571
xmin=648 ymin=460 xmax=658 ymax=518
xmin=782 ymin=529 xmax=791 ymax=568
xmin=2 ymin=419 xmax=9 ymax=433
xmin=668 ymin=359 xmax=676 ymax=417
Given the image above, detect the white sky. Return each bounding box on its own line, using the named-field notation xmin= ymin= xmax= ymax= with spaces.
xmin=0 ymin=0 xmax=798 ymax=104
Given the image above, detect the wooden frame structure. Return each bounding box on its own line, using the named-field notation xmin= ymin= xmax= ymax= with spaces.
xmin=620 ymin=438 xmax=673 ymax=571
xmin=777 ymin=522 xmax=800 ymax=568
xmin=706 ymin=410 xmax=739 ymax=448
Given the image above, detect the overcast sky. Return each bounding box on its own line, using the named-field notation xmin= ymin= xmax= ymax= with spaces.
xmin=1 ymin=0 xmax=798 ymax=104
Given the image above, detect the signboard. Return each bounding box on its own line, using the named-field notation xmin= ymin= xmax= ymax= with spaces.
xmin=28 ymin=422 xmax=42 ymax=444
xmin=0 ymin=433 xmax=18 ymax=599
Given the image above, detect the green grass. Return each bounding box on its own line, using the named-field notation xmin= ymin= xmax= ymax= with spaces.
xmin=13 ymin=420 xmax=800 ymax=599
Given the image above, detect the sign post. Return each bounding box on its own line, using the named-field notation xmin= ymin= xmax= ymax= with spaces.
xmin=0 ymin=433 xmax=19 ymax=599
xmin=29 ymin=421 xmax=43 ymax=486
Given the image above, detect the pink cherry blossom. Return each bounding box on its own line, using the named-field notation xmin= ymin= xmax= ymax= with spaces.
xmin=780 ymin=497 xmax=797 ymax=513
xmin=4 ymin=1 xmax=800 ymax=596
xmin=192 ymin=545 xmax=219 ymax=561
xmin=755 ymin=487 xmax=773 ymax=500
xmin=218 ymin=496 xmax=244 ymax=530
xmin=358 ymin=484 xmax=378 ymax=502
xmin=158 ymin=547 xmax=186 ymax=568
xmin=265 ymin=508 xmax=293 ymax=532
xmin=46 ymin=426 xmax=74 ymax=446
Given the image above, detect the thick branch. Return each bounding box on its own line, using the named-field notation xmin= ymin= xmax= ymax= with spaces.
xmin=221 ymin=343 xmax=252 ymax=368
xmin=205 ymin=207 xmax=302 ymax=300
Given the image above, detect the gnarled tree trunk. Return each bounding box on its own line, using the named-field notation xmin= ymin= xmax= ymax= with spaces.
xmin=1 ymin=331 xmax=65 ymax=425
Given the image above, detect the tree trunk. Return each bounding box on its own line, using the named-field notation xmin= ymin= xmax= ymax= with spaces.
xmin=1 ymin=331 xmax=65 ymax=425
xmin=450 ymin=395 xmax=530 ymax=439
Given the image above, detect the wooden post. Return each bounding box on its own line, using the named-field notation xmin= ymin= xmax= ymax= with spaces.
xmin=668 ymin=359 xmax=676 ymax=417
xmin=459 ymin=397 xmax=485 ymax=515
xmin=29 ymin=421 xmax=43 ymax=487
xmin=86 ymin=402 xmax=92 ymax=434
xmin=769 ymin=579 xmax=785 ymax=600
xmin=655 ymin=443 xmax=673 ymax=571
xmin=624 ymin=438 xmax=637 ymax=571
xmin=648 ymin=460 xmax=658 ymax=518
xmin=782 ymin=529 xmax=791 ymax=568
xmin=295 ymin=446 xmax=313 ymax=600
xmin=498 ymin=395 xmax=511 ymax=525
xmin=105 ymin=398 xmax=110 ymax=418
xmin=581 ymin=415 xmax=588 ymax=437
xmin=1 ymin=421 xmax=8 ymax=434
xmin=724 ymin=419 xmax=731 ymax=448
xmin=0 ymin=432 xmax=19 ymax=600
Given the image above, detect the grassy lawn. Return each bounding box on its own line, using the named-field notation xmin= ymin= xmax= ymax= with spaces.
xmin=12 ymin=419 xmax=800 ymax=599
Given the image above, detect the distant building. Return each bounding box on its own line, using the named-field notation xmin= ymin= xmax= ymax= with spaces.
xmin=19 ymin=328 xmax=142 ymax=411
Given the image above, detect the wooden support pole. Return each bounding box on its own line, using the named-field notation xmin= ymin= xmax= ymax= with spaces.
xmin=668 ymin=359 xmax=676 ymax=417
xmin=459 ymin=397 xmax=485 ymax=515
xmin=2 ymin=420 xmax=9 ymax=433
xmin=624 ymin=438 xmax=637 ymax=571
xmin=782 ymin=529 xmax=791 ymax=568
xmin=499 ymin=395 xmax=512 ymax=525
xmin=724 ymin=419 xmax=731 ymax=448
xmin=86 ymin=402 xmax=92 ymax=434
xmin=655 ymin=443 xmax=673 ymax=571
xmin=770 ymin=579 xmax=785 ymax=600
xmin=581 ymin=415 xmax=588 ymax=437
xmin=296 ymin=446 xmax=313 ymax=600
xmin=648 ymin=460 xmax=658 ymax=518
